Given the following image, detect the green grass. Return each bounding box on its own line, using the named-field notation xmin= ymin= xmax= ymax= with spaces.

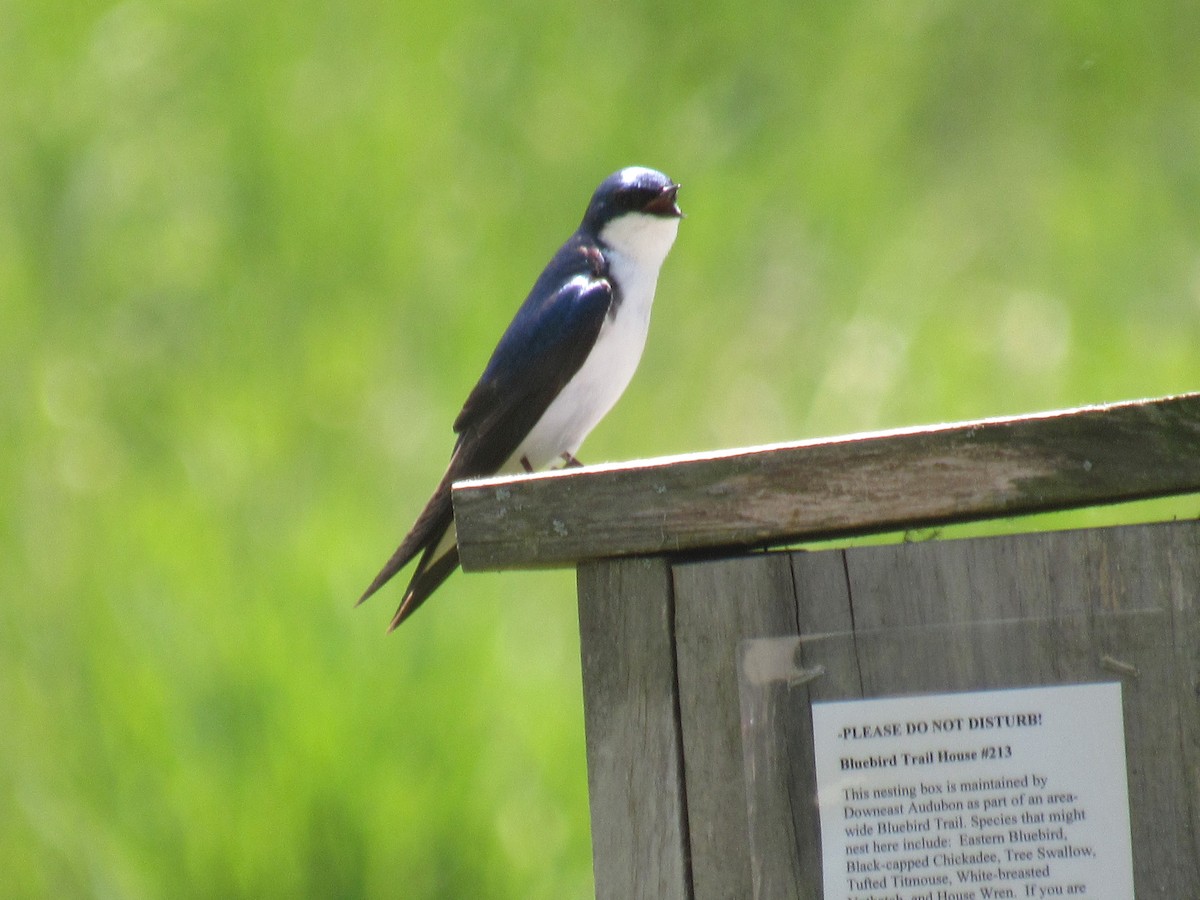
xmin=3 ymin=0 xmax=1199 ymax=896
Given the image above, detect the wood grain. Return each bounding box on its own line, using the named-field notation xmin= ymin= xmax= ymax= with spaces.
xmin=454 ymin=393 xmax=1200 ymax=571
xmin=577 ymin=557 xmax=692 ymax=900
xmin=671 ymin=554 xmax=804 ymax=900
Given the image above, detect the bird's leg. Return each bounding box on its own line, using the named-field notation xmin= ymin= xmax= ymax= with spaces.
xmin=560 ymin=452 xmax=583 ymax=468
xmin=520 ymin=455 xmax=534 ymax=473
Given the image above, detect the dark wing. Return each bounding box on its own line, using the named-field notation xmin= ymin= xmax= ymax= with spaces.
xmin=358 ymin=237 xmax=613 ymax=620
xmin=450 ymin=241 xmax=614 ymax=475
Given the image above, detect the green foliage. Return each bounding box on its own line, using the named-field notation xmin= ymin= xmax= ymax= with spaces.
xmin=3 ymin=0 xmax=1198 ymax=896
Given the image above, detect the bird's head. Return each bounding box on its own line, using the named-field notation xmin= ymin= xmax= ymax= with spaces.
xmin=582 ymin=167 xmax=683 ymax=266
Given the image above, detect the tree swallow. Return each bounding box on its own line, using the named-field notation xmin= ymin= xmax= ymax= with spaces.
xmin=359 ymin=166 xmax=684 ymax=630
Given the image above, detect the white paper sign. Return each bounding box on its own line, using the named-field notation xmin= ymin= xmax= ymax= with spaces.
xmin=811 ymin=683 xmax=1134 ymax=900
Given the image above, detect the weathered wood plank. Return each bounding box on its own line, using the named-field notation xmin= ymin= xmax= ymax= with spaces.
xmin=1150 ymin=521 xmax=1200 ymax=890
xmin=577 ymin=557 xmax=692 ymax=900
xmin=454 ymin=393 xmax=1200 ymax=571
xmin=671 ymin=553 xmax=805 ymax=900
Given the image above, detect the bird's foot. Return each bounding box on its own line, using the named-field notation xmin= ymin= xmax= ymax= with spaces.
xmin=560 ymin=452 xmax=583 ymax=468
xmin=520 ymin=455 xmax=534 ymax=473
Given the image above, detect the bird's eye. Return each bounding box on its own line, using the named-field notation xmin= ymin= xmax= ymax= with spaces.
xmin=618 ymin=186 xmax=656 ymax=210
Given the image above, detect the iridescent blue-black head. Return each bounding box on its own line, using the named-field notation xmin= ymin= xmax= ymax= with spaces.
xmin=580 ymin=167 xmax=683 ymax=235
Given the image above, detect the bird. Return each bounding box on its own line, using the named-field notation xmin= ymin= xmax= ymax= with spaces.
xmin=359 ymin=166 xmax=684 ymax=630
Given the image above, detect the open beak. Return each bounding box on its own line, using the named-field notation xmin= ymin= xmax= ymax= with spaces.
xmin=643 ymin=183 xmax=683 ymax=218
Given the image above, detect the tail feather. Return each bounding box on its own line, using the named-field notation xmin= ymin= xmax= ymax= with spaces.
xmin=387 ymin=539 xmax=461 ymax=631
xmin=358 ymin=474 xmax=454 ymax=608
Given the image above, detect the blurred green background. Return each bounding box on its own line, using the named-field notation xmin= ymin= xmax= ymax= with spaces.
xmin=3 ymin=0 xmax=1199 ymax=896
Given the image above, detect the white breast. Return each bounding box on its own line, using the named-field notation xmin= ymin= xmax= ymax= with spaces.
xmin=505 ymin=212 xmax=680 ymax=472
